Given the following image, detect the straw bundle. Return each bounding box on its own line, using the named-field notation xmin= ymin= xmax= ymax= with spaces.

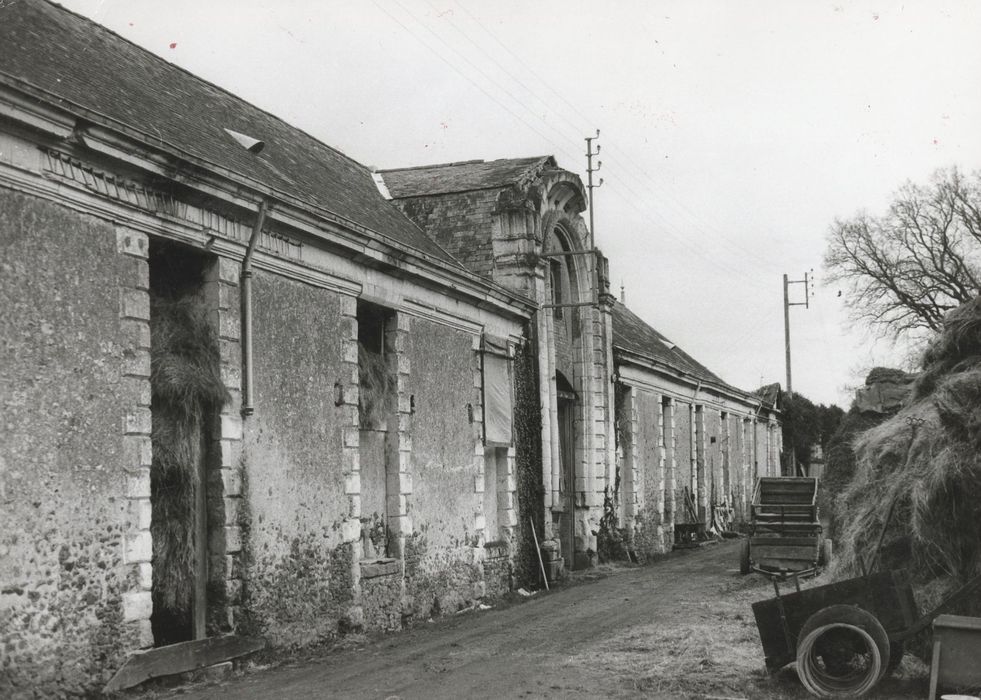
xmin=832 ymin=297 xmax=981 ymax=621
xmin=150 ymin=295 xmax=229 ymax=615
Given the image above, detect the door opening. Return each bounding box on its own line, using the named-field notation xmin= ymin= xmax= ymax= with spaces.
xmin=148 ymin=239 xmax=226 ymax=645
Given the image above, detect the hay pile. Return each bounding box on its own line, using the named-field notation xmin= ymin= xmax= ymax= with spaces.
xmin=150 ymin=296 xmax=228 ymax=619
xmin=832 ymin=297 xmax=981 ymax=618
xmin=821 ymin=368 xmax=914 ymax=540
xmin=358 ymin=341 xmax=393 ymax=429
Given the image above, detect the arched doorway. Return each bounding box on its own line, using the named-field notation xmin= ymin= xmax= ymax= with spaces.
xmin=555 ymin=370 xmax=577 ymax=568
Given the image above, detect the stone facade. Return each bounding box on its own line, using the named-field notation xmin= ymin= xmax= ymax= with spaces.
xmin=382 ymin=158 xmax=782 ymax=572
xmin=0 ymin=41 xmax=529 ymax=694
xmin=0 ymin=3 xmax=782 ymax=695
xmin=616 ymin=361 xmax=781 ymax=560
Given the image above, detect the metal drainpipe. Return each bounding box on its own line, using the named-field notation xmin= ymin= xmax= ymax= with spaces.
xmin=240 ymin=200 xmax=269 ymax=416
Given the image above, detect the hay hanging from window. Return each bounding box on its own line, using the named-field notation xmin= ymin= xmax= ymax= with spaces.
xmin=150 ymin=295 xmax=229 ymax=615
xmin=358 ymin=341 xmax=392 ymax=430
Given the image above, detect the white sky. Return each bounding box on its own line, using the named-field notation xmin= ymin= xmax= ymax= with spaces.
xmin=56 ymin=0 xmax=981 ymax=406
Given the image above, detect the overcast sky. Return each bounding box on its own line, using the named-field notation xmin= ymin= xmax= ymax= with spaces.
xmin=56 ymin=0 xmax=981 ymax=406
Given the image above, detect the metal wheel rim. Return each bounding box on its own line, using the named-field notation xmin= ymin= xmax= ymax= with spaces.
xmin=796 ymin=622 xmax=883 ymax=698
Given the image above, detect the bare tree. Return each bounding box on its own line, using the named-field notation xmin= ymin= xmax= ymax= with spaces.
xmin=825 ymin=167 xmax=981 ymax=339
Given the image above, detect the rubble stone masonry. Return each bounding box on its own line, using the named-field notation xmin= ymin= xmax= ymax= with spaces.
xmin=0 ymin=191 xmax=144 ymax=696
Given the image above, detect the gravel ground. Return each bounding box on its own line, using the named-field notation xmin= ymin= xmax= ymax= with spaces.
xmin=140 ymin=539 xmax=930 ymax=699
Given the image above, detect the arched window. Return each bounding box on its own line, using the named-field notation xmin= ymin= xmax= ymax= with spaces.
xmin=549 ymin=258 xmax=563 ymax=319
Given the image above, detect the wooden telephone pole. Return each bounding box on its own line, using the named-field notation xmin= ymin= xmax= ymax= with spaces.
xmin=783 ymin=270 xmax=812 ymax=395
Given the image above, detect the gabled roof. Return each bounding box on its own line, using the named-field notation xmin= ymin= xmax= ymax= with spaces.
xmin=0 ymin=0 xmax=457 ymax=266
xmin=612 ymin=301 xmax=740 ymax=392
xmin=755 ymin=383 xmax=782 ymax=409
xmin=379 ymin=156 xmax=554 ymax=198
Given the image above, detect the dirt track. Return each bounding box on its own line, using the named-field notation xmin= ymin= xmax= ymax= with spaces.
xmin=157 ymin=540 xmax=928 ymax=699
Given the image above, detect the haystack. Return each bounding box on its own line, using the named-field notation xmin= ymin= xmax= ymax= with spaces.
xmin=821 ymin=368 xmax=914 ymax=539
xmin=832 ymin=297 xmax=981 ymax=625
xmin=150 ymin=295 xmax=229 ymax=618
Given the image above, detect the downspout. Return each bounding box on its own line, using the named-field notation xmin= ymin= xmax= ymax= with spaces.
xmin=240 ymin=200 xmax=269 ymax=416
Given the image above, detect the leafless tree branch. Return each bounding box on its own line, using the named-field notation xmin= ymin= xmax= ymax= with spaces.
xmin=824 ymin=167 xmax=981 ymax=341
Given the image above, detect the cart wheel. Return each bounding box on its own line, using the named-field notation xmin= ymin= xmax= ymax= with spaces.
xmin=796 ymin=604 xmax=890 ymax=697
xmin=820 ymin=539 xmax=834 ymax=566
xmin=739 ymin=538 xmax=751 ymax=575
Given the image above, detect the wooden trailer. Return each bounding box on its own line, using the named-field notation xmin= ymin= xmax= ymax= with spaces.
xmin=740 ymin=476 xmax=829 ymax=578
xmin=752 ymin=568 xmax=981 ymax=697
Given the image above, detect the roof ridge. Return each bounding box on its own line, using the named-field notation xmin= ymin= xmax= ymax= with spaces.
xmin=380 ymin=155 xmax=550 ymax=174
xmin=613 ymin=300 xmax=752 ymax=396
xmin=379 ymin=159 xmax=486 ymax=173
xmin=43 ymin=0 xmax=370 ymax=176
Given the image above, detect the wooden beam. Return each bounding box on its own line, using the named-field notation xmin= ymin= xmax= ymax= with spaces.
xmin=103 ymin=636 xmax=265 ymax=693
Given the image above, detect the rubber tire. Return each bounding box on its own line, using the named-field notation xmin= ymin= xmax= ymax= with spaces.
xmin=739 ymin=538 xmax=751 ymax=575
xmin=795 ymin=604 xmax=890 ymax=697
xmin=820 ymin=539 xmax=834 ymax=567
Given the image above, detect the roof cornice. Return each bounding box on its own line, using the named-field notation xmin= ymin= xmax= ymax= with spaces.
xmin=0 ymin=79 xmax=534 ymax=319
xmin=613 ymin=344 xmax=770 ymax=409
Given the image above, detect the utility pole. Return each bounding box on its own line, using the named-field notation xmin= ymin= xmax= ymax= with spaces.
xmin=584 ymin=129 xmax=603 ymax=253
xmin=782 ymin=270 xmax=813 ymax=396
xmin=585 ymin=131 xmax=603 ymax=299
xmin=783 ymin=270 xmax=813 ymax=477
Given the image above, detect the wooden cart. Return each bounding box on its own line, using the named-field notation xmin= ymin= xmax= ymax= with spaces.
xmin=752 ymin=567 xmax=981 ymax=697
xmin=741 ymin=476 xmax=828 ymax=578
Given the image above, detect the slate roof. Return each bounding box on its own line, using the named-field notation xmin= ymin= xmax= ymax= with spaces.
xmin=379 ymin=156 xmax=554 ymax=198
xmin=0 ymin=0 xmax=458 ymax=266
xmin=755 ymin=383 xmax=782 ymax=409
xmin=612 ymin=301 xmax=745 ymax=393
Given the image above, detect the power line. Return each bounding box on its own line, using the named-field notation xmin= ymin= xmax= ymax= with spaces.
xmin=369 ymin=0 xmax=583 ymax=168
xmin=374 ymin=0 xmax=773 ymax=293
xmin=452 ymin=0 xmax=778 ymax=271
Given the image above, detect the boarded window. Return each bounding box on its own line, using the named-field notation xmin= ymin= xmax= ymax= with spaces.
xmin=482 ymin=334 xmax=513 ymax=445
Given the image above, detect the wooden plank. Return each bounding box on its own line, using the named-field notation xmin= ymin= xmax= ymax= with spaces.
xmin=103 ymin=635 xmax=266 ymax=693
xmin=754 ymin=545 xmax=819 ymax=560
xmin=751 ymin=537 xmax=820 ymax=547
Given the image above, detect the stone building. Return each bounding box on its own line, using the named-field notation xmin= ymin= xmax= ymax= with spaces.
xmin=379 ymin=159 xmax=781 ymax=568
xmin=0 ymin=1 xmax=780 ymax=695
xmin=0 ymin=1 xmax=530 ymax=695
xmin=611 ymin=304 xmax=782 ymax=558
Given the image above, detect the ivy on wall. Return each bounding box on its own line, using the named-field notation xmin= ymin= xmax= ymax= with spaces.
xmin=512 ymin=325 xmax=544 ymax=587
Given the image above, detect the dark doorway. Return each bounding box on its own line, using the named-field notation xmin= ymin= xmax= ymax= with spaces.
xmin=556 ymin=372 xmax=577 ymax=570
xmin=148 ymin=239 xmax=225 ymax=646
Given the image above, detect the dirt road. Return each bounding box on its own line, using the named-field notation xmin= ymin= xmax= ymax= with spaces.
xmin=160 ymin=540 xmax=927 ymax=699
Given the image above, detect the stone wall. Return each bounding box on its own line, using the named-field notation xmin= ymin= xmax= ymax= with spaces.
xmin=0 ymin=191 xmax=146 ymax=696
xmin=391 ymin=190 xmax=500 ymax=280
xmin=631 ymin=388 xmax=668 ymax=558
xmin=402 ymin=317 xmax=484 ymax=619
xmin=674 ymin=402 xmax=694 ymax=522
xmin=238 ymin=271 xmax=354 ymax=647
xmin=704 ymin=409 xmax=723 ymax=506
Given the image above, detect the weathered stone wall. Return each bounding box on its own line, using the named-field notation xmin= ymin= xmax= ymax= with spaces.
xmin=631 ymin=388 xmax=667 ymax=558
xmin=238 ymin=271 xmax=354 ymax=647
xmin=674 ymin=402 xmax=694 ymax=522
xmin=0 ymin=191 xmax=145 ymax=696
xmin=391 ymin=190 xmax=499 ymax=279
xmin=705 ymin=409 xmax=723 ymax=505
xmin=754 ymin=421 xmax=769 ymax=477
xmin=402 ymin=317 xmax=482 ymax=619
